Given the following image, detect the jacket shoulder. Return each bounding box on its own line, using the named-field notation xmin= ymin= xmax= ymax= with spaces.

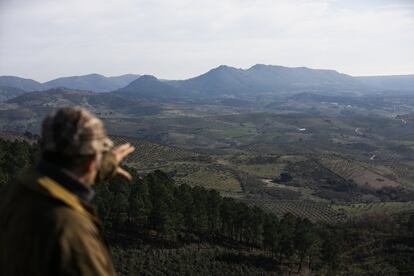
xmin=53 ymin=206 xmax=99 ymax=234
xmin=52 ymin=207 xmax=115 ymax=276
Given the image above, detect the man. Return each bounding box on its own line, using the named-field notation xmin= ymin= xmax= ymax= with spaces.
xmin=0 ymin=107 xmax=135 ymax=275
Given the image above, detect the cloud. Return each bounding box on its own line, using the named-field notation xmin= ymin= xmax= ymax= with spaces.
xmin=0 ymin=0 xmax=413 ymax=81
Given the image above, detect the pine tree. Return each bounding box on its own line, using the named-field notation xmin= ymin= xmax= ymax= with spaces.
xmin=128 ymin=174 xmax=151 ymax=232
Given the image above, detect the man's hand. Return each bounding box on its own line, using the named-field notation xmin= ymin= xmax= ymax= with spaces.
xmin=111 ymin=143 xmax=135 ymax=181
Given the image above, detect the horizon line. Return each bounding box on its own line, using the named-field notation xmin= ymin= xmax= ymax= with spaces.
xmin=1 ymin=64 xmax=413 ymax=83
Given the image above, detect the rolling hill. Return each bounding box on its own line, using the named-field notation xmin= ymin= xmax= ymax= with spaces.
xmin=0 ymin=86 xmax=28 ymax=101
xmin=357 ymin=74 xmax=414 ymax=92
xmin=0 ymin=74 xmax=140 ymax=93
xmin=43 ymin=73 xmax=140 ymax=92
xmin=0 ymin=87 xmax=162 ymax=130
xmin=0 ymin=76 xmax=43 ymax=91
xmin=113 ymin=75 xmax=189 ymax=100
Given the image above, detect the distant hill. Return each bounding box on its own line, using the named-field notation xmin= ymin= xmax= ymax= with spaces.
xmin=113 ymin=75 xmax=189 ymax=100
xmin=169 ymin=64 xmax=366 ymax=96
xmin=245 ymin=64 xmax=363 ymax=90
xmin=357 ymin=75 xmax=414 ymax=92
xmin=0 ymin=74 xmax=140 ymax=93
xmin=43 ymin=73 xmax=140 ymax=92
xmin=6 ymin=88 xmax=97 ymax=108
xmin=168 ymin=65 xmax=253 ymax=96
xmin=0 ymin=76 xmax=43 ymax=91
xmin=6 ymin=87 xmax=160 ymax=113
xmin=0 ymin=86 xmax=28 ymax=101
xmin=0 ymin=87 xmax=161 ymax=128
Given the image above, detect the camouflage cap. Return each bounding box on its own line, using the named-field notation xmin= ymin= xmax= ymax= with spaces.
xmin=40 ymin=107 xmax=113 ymax=157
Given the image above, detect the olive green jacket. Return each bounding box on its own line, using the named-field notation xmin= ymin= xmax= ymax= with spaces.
xmin=0 ymin=168 xmax=116 ymax=276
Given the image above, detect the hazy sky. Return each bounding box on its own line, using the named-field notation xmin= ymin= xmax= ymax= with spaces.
xmin=0 ymin=0 xmax=413 ymax=81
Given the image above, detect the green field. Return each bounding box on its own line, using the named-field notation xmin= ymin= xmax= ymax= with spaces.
xmin=245 ymin=200 xmax=347 ymax=223
xmin=333 ymin=201 xmax=414 ymax=217
xmin=178 ymin=166 xmax=242 ymax=192
xmin=236 ymin=163 xmax=285 ymax=178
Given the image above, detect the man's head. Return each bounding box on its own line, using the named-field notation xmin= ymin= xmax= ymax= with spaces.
xmin=40 ymin=107 xmax=113 ymax=185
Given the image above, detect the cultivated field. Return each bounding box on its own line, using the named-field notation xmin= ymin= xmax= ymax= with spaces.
xmin=244 ymin=199 xmax=347 ymax=223
xmin=333 ymin=201 xmax=414 ymax=217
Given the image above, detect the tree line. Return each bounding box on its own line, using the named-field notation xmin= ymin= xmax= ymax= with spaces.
xmin=95 ymin=169 xmax=343 ymax=272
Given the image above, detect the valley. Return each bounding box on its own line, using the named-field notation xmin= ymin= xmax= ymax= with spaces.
xmin=1 ymin=65 xmax=414 ymax=224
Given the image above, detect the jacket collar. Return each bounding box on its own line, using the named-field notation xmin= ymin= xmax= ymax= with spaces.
xmin=36 ymin=161 xmax=95 ymax=202
xmin=17 ymin=169 xmax=97 ymax=219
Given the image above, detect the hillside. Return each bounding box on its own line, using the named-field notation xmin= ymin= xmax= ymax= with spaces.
xmin=113 ymin=75 xmax=188 ymax=100
xmin=0 ymin=88 xmax=162 ymax=132
xmin=169 ymin=64 xmax=367 ymax=96
xmin=357 ymin=74 xmax=414 ymax=92
xmin=1 ymin=86 xmax=414 ymax=206
xmin=0 ymin=86 xmax=28 ymax=101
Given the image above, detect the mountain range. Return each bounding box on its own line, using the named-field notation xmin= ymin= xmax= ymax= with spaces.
xmin=1 ymin=65 xmax=413 ymax=102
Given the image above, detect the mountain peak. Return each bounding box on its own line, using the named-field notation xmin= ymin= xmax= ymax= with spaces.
xmin=136 ymin=75 xmax=158 ymax=81
xmin=124 ymin=75 xmax=158 ymax=87
xmin=84 ymin=73 xmax=105 ymax=78
xmin=249 ymin=64 xmax=267 ymax=69
xmin=115 ymin=74 xmax=187 ymax=100
xmin=209 ymin=65 xmax=240 ymax=73
xmin=216 ymin=65 xmax=232 ymax=69
xmin=248 ymin=64 xmax=304 ymax=71
xmin=120 ymin=75 xmax=163 ymax=90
